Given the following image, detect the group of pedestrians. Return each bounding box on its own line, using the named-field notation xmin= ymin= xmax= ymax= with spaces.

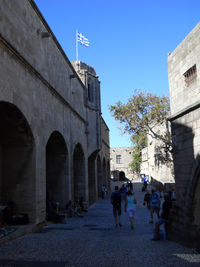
xmin=110 ymin=185 xmax=137 ymax=229
xmin=110 ymin=183 xmax=175 ymax=241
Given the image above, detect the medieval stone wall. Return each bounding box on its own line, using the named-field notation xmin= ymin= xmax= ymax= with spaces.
xmin=168 ymin=22 xmax=200 ymax=249
xmin=168 ymin=22 xmax=200 ymax=115
xmin=140 ymin=123 xmax=174 ymax=184
xmin=0 ymin=0 xmax=110 ymax=224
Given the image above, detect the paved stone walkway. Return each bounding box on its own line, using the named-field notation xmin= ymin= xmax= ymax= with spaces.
xmin=0 ymin=183 xmax=200 ymax=267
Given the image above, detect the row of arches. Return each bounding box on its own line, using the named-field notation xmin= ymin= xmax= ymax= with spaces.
xmin=0 ymin=101 xmax=110 ymax=222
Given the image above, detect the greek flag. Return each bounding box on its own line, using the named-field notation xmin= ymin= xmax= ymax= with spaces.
xmin=77 ymin=32 xmax=90 ymax=47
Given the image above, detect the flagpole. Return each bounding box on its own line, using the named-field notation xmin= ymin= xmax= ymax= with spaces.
xmin=76 ymin=29 xmax=78 ymax=63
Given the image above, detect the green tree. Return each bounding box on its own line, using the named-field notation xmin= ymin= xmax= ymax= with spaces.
xmin=110 ymin=89 xmax=170 ymax=140
xmin=109 ymin=89 xmax=170 ymax=173
xmin=129 ymin=132 xmax=147 ymax=174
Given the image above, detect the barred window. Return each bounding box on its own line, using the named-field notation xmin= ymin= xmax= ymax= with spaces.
xmin=116 ymin=155 xmax=121 ymax=164
xmin=183 ymin=65 xmax=197 ymax=87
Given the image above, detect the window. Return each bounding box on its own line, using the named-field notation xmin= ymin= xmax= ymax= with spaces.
xmin=184 ymin=64 xmax=197 ymax=87
xmin=116 ymin=155 xmax=121 ymax=164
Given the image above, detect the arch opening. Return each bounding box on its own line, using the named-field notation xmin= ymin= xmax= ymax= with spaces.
xmin=102 ymin=158 xmax=107 ymax=186
xmin=97 ymin=155 xmax=102 ymax=197
xmin=73 ymin=144 xmax=85 ymax=201
xmin=107 ymin=160 xmax=110 ymax=191
xmin=46 ymin=131 xmax=68 ymax=210
xmin=88 ymin=152 xmax=97 ymax=205
xmin=0 ymin=102 xmax=35 ymax=222
xmin=119 ymin=171 xmax=126 ymax=181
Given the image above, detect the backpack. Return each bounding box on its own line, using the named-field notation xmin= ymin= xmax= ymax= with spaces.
xmin=144 ymin=193 xmax=150 ymax=202
xmin=151 ymin=193 xmax=159 ymax=206
xmin=112 ymin=192 xmax=121 ymax=205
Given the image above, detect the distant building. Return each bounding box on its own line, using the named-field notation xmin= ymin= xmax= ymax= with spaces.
xmin=110 ymin=147 xmax=134 ymax=180
xmin=140 ymin=123 xmax=174 ymax=184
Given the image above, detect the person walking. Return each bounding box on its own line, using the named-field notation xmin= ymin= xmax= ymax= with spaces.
xmin=149 ymin=189 xmax=160 ymax=224
xmin=124 ymin=190 xmax=137 ymax=230
xmin=152 ymin=193 xmax=172 ymax=241
xmin=120 ymin=184 xmax=127 ymax=200
xmin=143 ymin=189 xmax=151 ymax=210
xmin=111 ymin=186 xmax=122 ymax=228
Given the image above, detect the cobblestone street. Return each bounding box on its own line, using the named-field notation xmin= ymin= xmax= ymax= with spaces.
xmin=0 ymin=183 xmax=199 ymax=267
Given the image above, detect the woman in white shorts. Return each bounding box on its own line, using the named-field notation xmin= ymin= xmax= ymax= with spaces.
xmin=124 ymin=190 xmax=137 ymax=229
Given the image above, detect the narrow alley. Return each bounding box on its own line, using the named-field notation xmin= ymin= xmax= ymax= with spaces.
xmin=0 ymin=183 xmax=199 ymax=267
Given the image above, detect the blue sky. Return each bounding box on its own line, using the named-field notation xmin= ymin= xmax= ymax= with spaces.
xmin=34 ymin=0 xmax=200 ymax=147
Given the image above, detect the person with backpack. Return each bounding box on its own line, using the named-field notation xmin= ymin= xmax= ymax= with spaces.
xmin=111 ymin=186 xmax=122 ymax=228
xmin=149 ymin=189 xmax=160 ymax=224
xmin=143 ymin=189 xmax=151 ymax=209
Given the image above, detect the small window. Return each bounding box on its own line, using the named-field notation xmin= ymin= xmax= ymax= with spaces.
xmin=88 ymin=80 xmax=93 ymax=102
xmin=116 ymin=155 xmax=121 ymax=164
xmin=183 ymin=64 xmax=197 ymax=87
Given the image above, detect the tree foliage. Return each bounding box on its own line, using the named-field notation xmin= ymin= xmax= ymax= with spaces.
xmin=109 ymin=89 xmax=170 ymax=173
xmin=109 ymin=89 xmax=170 ymax=143
xmin=129 ymin=132 xmax=147 ymax=174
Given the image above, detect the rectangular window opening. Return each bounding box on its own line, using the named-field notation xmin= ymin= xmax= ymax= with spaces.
xmin=183 ymin=64 xmax=197 ymax=87
xmin=116 ymin=155 xmax=121 ymax=164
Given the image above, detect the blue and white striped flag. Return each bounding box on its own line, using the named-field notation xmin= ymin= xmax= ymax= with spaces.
xmin=77 ymin=32 xmax=90 ymax=47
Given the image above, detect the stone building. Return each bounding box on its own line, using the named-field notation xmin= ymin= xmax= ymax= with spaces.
xmin=168 ymin=22 xmax=200 ymax=249
xmin=140 ymin=123 xmax=174 ymax=184
xmin=140 ymin=147 xmax=149 ymax=177
xmin=110 ymin=147 xmax=134 ymax=180
xmin=0 ymin=0 xmax=110 ymax=225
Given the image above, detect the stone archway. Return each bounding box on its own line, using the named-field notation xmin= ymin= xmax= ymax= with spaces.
xmin=119 ymin=171 xmax=126 ymax=181
xmin=97 ymin=155 xmax=102 ymax=197
xmin=107 ymin=160 xmax=110 ymax=191
xmin=102 ymin=158 xmax=106 ymax=186
xmin=46 ymin=131 xmax=68 ymax=209
xmin=0 ymin=101 xmax=35 ymax=222
xmin=73 ymin=143 xmax=85 ymax=201
xmin=88 ymin=152 xmax=97 ymax=205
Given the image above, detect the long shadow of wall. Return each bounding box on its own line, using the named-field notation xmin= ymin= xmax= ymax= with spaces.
xmin=168 ymin=117 xmax=200 ymax=250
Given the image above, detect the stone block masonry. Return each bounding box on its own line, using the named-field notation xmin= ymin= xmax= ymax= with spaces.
xmin=0 ymin=0 xmax=110 ymax=225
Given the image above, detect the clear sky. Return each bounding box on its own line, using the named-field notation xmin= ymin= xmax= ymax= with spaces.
xmin=34 ymin=0 xmax=200 ymax=147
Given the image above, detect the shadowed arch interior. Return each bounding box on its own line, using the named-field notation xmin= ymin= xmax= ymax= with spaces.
xmin=73 ymin=143 xmax=85 ymax=201
xmin=97 ymin=155 xmax=102 ymax=197
xmin=88 ymin=151 xmax=98 ymax=205
xmin=107 ymin=160 xmax=110 ymax=190
xmin=119 ymin=171 xmax=126 ymax=181
xmin=0 ymin=101 xmax=35 ymax=222
xmin=46 ymin=131 xmax=68 ymax=210
xmin=102 ymin=158 xmax=107 ymax=186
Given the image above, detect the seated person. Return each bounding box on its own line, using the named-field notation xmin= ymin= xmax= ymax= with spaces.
xmin=73 ymin=201 xmax=82 ymax=217
xmin=47 ymin=200 xmax=65 ymax=223
xmin=3 ymin=202 xmax=29 ymax=225
xmin=3 ymin=202 xmax=14 ymax=225
xmin=66 ymin=200 xmax=73 ymax=217
xmin=78 ymin=197 xmax=88 ymax=212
